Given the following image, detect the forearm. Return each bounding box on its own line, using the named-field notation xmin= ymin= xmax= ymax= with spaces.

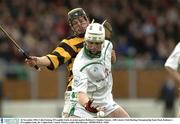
xmin=77 ymin=91 xmax=101 ymax=113
xmin=77 ymin=91 xmax=89 ymax=107
xmin=25 ymin=56 xmax=51 ymax=68
xmin=36 ymin=56 xmax=51 ymax=67
xmin=111 ymin=50 xmax=116 ymax=64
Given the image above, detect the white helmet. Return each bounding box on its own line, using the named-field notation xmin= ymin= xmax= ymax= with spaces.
xmin=85 ymin=22 xmax=105 ymax=43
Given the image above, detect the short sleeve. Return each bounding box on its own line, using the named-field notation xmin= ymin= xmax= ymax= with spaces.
xmin=165 ymin=50 xmax=180 ymax=71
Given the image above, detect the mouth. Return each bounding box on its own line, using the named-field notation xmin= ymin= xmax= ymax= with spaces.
xmin=80 ymin=27 xmax=86 ymax=32
xmin=89 ymin=50 xmax=99 ymax=54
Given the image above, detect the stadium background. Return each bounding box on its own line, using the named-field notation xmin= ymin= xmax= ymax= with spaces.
xmin=0 ymin=0 xmax=179 ymax=117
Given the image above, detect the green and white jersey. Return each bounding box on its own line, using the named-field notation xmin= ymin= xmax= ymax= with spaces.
xmin=165 ymin=42 xmax=180 ymax=71
xmin=72 ymin=40 xmax=113 ymax=107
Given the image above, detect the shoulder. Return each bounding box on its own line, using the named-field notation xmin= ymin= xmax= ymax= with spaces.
xmin=104 ymin=40 xmax=112 ymax=46
xmin=74 ymin=49 xmax=100 ymax=72
xmin=170 ymin=42 xmax=180 ymax=56
xmin=74 ymin=48 xmax=84 ymax=59
xmin=66 ymin=33 xmax=84 ymax=39
xmin=73 ymin=49 xmax=85 ymax=68
xmin=164 ymin=42 xmax=180 ymax=69
xmin=174 ymin=42 xmax=180 ymax=51
xmin=57 ymin=35 xmax=84 ymax=47
xmin=103 ymin=40 xmax=113 ymax=50
xmin=176 ymin=42 xmax=180 ymax=47
xmin=65 ymin=34 xmax=78 ymax=40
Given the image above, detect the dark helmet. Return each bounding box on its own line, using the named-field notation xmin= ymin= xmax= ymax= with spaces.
xmin=68 ymin=8 xmax=88 ymax=22
xmin=68 ymin=8 xmax=89 ymax=35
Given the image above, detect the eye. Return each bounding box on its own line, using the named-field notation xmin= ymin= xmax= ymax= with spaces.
xmin=72 ymin=21 xmax=78 ymax=25
xmin=95 ymin=42 xmax=102 ymax=45
xmin=79 ymin=19 xmax=84 ymax=23
xmin=79 ymin=17 xmax=86 ymax=22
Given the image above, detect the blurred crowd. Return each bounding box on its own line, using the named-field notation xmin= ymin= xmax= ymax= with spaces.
xmin=0 ymin=0 xmax=180 ymax=69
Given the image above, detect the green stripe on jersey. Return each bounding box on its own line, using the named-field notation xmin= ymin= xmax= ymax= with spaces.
xmin=104 ymin=42 xmax=110 ymax=61
xmin=80 ymin=62 xmax=103 ymax=72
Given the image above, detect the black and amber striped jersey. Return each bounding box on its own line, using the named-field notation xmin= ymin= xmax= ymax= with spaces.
xmin=46 ymin=34 xmax=84 ymax=91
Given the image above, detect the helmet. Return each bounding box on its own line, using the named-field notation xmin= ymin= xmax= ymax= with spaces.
xmin=68 ymin=8 xmax=89 ymax=35
xmin=85 ymin=23 xmax=105 ymax=43
xmin=84 ymin=22 xmax=105 ymax=58
xmin=68 ymin=8 xmax=88 ymax=22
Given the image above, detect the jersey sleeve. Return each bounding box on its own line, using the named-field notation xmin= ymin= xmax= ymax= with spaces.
xmin=72 ymin=69 xmax=88 ymax=93
xmin=109 ymin=42 xmax=113 ymax=51
xmin=46 ymin=39 xmax=77 ymax=70
xmin=106 ymin=40 xmax=113 ymax=52
xmin=104 ymin=40 xmax=113 ymax=65
xmin=165 ymin=47 xmax=180 ymax=71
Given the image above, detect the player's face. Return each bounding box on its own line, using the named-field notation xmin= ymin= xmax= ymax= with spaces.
xmin=71 ymin=16 xmax=89 ymax=35
xmin=86 ymin=41 xmax=103 ymax=54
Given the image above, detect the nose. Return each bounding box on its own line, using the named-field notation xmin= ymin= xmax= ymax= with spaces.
xmin=89 ymin=44 xmax=98 ymax=50
xmin=76 ymin=21 xmax=81 ymax=26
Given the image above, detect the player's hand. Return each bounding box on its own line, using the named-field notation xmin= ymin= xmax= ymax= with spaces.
xmin=84 ymin=99 xmax=105 ymax=113
xmin=25 ymin=56 xmax=38 ymax=67
xmin=96 ymin=106 xmax=105 ymax=112
xmin=84 ymin=99 xmax=98 ymax=113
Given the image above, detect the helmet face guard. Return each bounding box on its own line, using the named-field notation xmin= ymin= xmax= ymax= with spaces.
xmin=68 ymin=8 xmax=89 ymax=35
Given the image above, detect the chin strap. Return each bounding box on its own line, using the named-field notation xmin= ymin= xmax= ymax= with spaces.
xmin=84 ymin=45 xmax=101 ymax=59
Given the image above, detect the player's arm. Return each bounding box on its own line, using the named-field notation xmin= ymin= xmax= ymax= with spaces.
xmin=165 ymin=66 xmax=180 ymax=83
xmin=73 ymin=71 xmax=100 ymax=113
xmin=164 ymin=44 xmax=180 ymax=83
xmin=29 ymin=40 xmax=74 ymax=70
xmin=46 ymin=41 xmax=73 ymax=70
xmin=77 ymin=91 xmax=102 ymax=113
xmin=26 ymin=39 xmax=77 ymax=70
xmin=104 ymin=21 xmax=112 ymax=41
xmin=104 ymin=21 xmax=116 ymax=63
xmin=73 ymin=72 xmax=90 ymax=108
xmin=25 ymin=56 xmax=51 ymax=67
xmin=111 ymin=49 xmax=116 ymax=63
xmin=77 ymin=91 xmax=90 ymax=108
